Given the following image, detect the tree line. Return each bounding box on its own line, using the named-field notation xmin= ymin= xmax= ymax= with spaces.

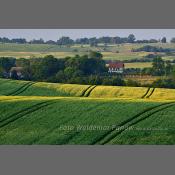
xmin=1 ymin=35 xmax=174 ymax=45
xmin=0 ymin=53 xmax=175 ymax=88
xmin=132 ymin=45 xmax=174 ymax=53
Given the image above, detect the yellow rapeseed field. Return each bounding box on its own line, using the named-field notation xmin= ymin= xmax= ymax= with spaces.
xmin=89 ymin=86 xmax=149 ymax=99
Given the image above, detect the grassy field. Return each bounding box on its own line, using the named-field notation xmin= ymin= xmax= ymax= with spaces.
xmin=0 ymin=78 xmax=175 ymax=144
xmin=1 ymin=42 xmax=175 ymax=52
xmin=125 ymin=62 xmax=152 ymax=68
xmin=0 ymin=43 xmax=175 ymax=65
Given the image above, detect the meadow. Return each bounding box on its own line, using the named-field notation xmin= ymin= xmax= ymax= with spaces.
xmin=0 ymin=43 xmax=175 ymax=69
xmin=0 ymin=78 xmax=174 ymax=144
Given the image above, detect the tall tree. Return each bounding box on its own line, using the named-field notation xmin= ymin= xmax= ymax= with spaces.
xmin=170 ymin=38 xmax=175 ymax=43
xmin=127 ymin=34 xmax=136 ymax=43
xmin=161 ymin=37 xmax=166 ymax=43
xmin=0 ymin=57 xmax=16 ymax=73
xmin=152 ymin=57 xmax=165 ymax=76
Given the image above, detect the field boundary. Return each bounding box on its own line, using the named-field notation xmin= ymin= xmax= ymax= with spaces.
xmin=0 ymin=97 xmax=27 ymax=102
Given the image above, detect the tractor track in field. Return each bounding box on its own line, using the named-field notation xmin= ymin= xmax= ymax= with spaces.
xmin=84 ymin=85 xmax=97 ymax=97
xmin=6 ymin=82 xmax=35 ymax=96
xmin=10 ymin=82 xmax=36 ymax=96
xmin=5 ymin=82 xmax=31 ymax=95
xmin=141 ymin=87 xmax=150 ymax=98
xmin=146 ymin=88 xmax=155 ymax=98
xmin=80 ymin=85 xmax=97 ymax=97
xmin=30 ymin=102 xmax=107 ymax=144
xmin=80 ymin=85 xmax=93 ymax=97
xmin=92 ymin=102 xmax=175 ymax=145
xmin=0 ymin=100 xmax=57 ymax=129
xmin=106 ymin=103 xmax=175 ymax=144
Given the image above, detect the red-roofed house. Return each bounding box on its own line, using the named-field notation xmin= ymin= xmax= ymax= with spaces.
xmin=108 ymin=61 xmax=125 ymax=73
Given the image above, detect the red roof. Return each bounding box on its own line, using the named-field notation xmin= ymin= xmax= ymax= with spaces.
xmin=108 ymin=62 xmax=124 ymax=68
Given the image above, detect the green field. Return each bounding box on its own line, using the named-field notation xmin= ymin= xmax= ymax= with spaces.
xmin=0 ymin=43 xmax=175 ymax=65
xmin=0 ymin=78 xmax=174 ymax=144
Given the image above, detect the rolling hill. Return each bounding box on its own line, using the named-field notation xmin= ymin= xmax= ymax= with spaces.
xmin=0 ymin=78 xmax=174 ymax=144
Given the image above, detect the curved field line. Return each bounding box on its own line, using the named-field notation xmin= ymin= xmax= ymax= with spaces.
xmin=92 ymin=102 xmax=175 ymax=145
xmin=80 ymin=85 xmax=93 ymax=97
xmin=30 ymin=102 xmax=107 ymax=144
xmin=146 ymin=88 xmax=155 ymax=98
xmin=5 ymin=82 xmax=31 ymax=95
xmin=106 ymin=103 xmax=175 ymax=144
xmin=0 ymin=97 xmax=26 ymax=102
xmin=0 ymin=101 xmax=50 ymax=123
xmin=141 ymin=87 xmax=150 ymax=98
xmin=0 ymin=100 xmax=57 ymax=129
xmin=84 ymin=85 xmax=97 ymax=97
xmin=11 ymin=82 xmax=35 ymax=96
xmin=6 ymin=82 xmax=32 ymax=96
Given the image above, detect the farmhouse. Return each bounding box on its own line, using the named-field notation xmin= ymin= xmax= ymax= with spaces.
xmin=10 ymin=67 xmax=24 ymax=79
xmin=107 ymin=61 xmax=125 ymax=73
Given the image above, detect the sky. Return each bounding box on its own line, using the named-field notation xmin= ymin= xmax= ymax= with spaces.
xmin=0 ymin=29 xmax=175 ymax=41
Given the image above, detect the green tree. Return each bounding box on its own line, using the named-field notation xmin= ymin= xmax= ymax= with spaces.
xmin=165 ymin=61 xmax=173 ymax=76
xmin=170 ymin=38 xmax=175 ymax=43
xmin=55 ymin=70 xmax=66 ymax=83
xmin=57 ymin=36 xmax=74 ymax=46
xmin=0 ymin=57 xmax=15 ymax=73
xmin=88 ymin=51 xmax=103 ymax=59
xmin=0 ymin=66 xmax=4 ymax=77
xmin=30 ymin=55 xmax=60 ymax=80
xmin=127 ymin=34 xmax=136 ymax=43
xmin=64 ymin=67 xmax=77 ymax=79
xmin=88 ymin=75 xmax=103 ymax=85
xmin=152 ymin=57 xmax=165 ymax=76
xmin=161 ymin=37 xmax=166 ymax=43
xmin=102 ymin=76 xmax=125 ymax=86
xmin=171 ymin=65 xmax=175 ymax=80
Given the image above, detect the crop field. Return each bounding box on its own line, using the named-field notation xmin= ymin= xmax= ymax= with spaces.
xmin=1 ymin=42 xmax=175 ymax=52
xmin=125 ymin=62 xmax=152 ymax=68
xmin=1 ymin=79 xmax=175 ymax=100
xmin=125 ymin=75 xmax=160 ymax=85
xmin=0 ymin=51 xmax=77 ymax=59
xmin=0 ymin=78 xmax=174 ymax=144
xmin=0 ymin=79 xmax=90 ymax=97
xmin=0 ymin=43 xmax=175 ymax=66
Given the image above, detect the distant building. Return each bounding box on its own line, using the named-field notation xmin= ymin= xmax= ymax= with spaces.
xmin=10 ymin=67 xmax=24 ymax=79
xmin=107 ymin=61 xmax=125 ymax=73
